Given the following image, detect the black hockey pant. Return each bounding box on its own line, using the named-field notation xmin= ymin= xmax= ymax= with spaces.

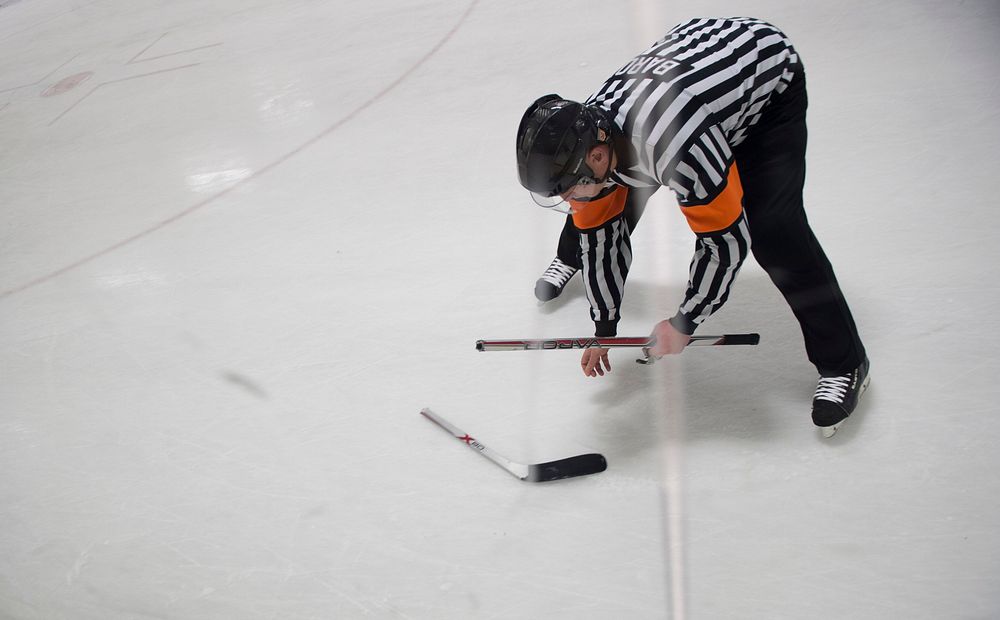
xmin=552 ymin=66 xmax=867 ymax=376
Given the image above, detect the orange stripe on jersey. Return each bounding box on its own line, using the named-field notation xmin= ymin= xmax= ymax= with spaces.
xmin=680 ymin=163 xmax=744 ymax=234
xmin=570 ymin=185 xmax=629 ymax=230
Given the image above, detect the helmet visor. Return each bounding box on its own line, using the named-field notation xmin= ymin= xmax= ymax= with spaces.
xmin=529 ymin=191 xmax=572 ymax=213
xmin=528 ymin=175 xmax=606 ymax=214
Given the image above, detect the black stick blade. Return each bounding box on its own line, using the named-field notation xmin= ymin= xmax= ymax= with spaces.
xmin=720 ymin=333 xmax=760 ymax=345
xmin=526 ymin=453 xmax=607 ymax=482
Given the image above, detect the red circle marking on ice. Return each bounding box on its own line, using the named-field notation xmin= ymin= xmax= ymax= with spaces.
xmin=41 ymin=72 xmax=94 ymax=97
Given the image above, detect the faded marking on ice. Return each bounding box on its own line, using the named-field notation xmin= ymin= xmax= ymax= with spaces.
xmin=48 ymin=63 xmax=203 ymax=126
xmin=41 ymin=71 xmax=93 ymax=97
xmin=126 ymin=33 xmax=223 ymax=65
xmin=0 ymin=54 xmax=79 ymax=95
xmin=0 ymin=1 xmax=479 ymax=300
xmin=47 ymin=33 xmax=221 ymax=126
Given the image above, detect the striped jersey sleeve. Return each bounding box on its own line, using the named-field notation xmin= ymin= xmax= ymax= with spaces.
xmin=579 ymin=216 xmax=633 ymax=337
xmin=670 ymin=214 xmax=750 ymax=335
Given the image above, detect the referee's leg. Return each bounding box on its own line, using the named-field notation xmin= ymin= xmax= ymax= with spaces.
xmin=735 ymin=70 xmax=866 ymax=375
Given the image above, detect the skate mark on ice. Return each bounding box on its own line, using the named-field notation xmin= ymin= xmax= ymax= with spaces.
xmin=220 ymin=371 xmax=269 ymax=400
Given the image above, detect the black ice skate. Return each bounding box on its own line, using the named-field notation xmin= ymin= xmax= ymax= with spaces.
xmin=534 ymin=256 xmax=578 ymax=302
xmin=812 ymin=357 xmax=871 ymax=438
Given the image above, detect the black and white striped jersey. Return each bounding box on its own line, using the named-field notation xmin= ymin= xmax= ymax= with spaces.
xmin=572 ymin=17 xmax=800 ymax=336
xmin=589 ymin=17 xmax=800 ymax=203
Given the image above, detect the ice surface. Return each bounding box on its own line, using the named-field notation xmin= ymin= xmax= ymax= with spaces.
xmin=2 ymin=0 xmax=999 ymax=618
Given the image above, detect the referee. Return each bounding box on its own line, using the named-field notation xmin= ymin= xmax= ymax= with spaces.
xmin=515 ymin=17 xmax=870 ymax=436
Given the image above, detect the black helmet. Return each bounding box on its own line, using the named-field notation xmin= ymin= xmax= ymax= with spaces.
xmin=516 ymin=94 xmax=612 ymax=200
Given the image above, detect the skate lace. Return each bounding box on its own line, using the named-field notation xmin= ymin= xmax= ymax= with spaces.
xmin=814 ymin=375 xmax=850 ymax=404
xmin=541 ymin=258 xmax=578 ymax=286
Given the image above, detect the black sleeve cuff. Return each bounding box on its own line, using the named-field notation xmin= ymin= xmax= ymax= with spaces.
xmin=594 ymin=319 xmax=619 ymax=338
xmin=668 ymin=312 xmax=698 ymax=336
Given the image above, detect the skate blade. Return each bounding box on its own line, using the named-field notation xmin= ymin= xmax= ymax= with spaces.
xmin=820 ymin=423 xmax=842 ymax=438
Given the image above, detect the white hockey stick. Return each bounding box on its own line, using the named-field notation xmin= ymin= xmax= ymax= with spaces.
xmin=419 ymin=408 xmax=607 ymax=482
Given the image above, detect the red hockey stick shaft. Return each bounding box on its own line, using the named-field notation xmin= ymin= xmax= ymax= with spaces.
xmin=475 ymin=333 xmax=759 ymax=352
